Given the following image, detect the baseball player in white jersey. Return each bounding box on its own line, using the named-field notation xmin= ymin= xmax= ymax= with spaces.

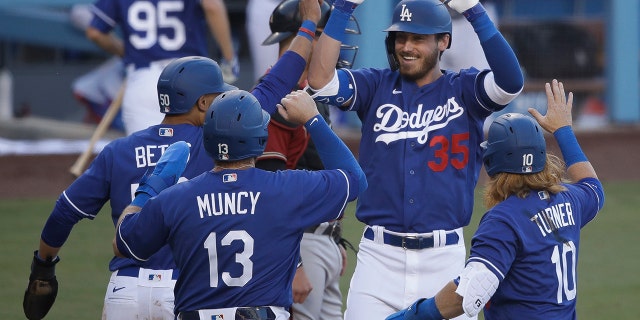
xmin=86 ymin=0 xmax=239 ymax=135
xmin=306 ymin=0 xmax=524 ymax=319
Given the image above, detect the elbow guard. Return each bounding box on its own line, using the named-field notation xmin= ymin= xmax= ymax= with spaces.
xmin=306 ymin=69 xmax=354 ymax=108
xmin=455 ymin=261 xmax=500 ymax=317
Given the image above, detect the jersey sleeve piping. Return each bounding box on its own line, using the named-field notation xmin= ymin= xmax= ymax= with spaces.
xmin=468 ymin=256 xmax=505 ymax=281
xmin=62 ymin=190 xmax=97 ymax=219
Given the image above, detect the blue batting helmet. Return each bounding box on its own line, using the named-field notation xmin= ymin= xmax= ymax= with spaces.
xmin=157 ymin=56 xmax=237 ymax=115
xmin=384 ymin=0 xmax=452 ymax=70
xmin=203 ymin=90 xmax=270 ymax=161
xmin=481 ymin=113 xmax=547 ymax=176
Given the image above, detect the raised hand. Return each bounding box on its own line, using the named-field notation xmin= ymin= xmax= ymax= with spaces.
xmin=529 ymin=79 xmax=574 ymax=134
xmin=277 ymin=90 xmax=321 ymax=125
xmin=444 ymin=0 xmax=479 ymax=14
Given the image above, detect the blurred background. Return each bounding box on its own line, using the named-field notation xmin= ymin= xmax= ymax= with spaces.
xmin=0 ymin=0 xmax=638 ymax=152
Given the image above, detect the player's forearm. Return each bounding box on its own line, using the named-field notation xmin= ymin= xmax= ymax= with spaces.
xmin=37 ymin=239 xmax=60 ymax=261
xmin=202 ymin=0 xmax=235 ymax=61
xmin=553 ymin=126 xmax=597 ymax=181
xmin=113 ymin=205 xmax=141 ymax=258
xmin=466 ymin=4 xmax=523 ymax=94
xmin=116 ymin=204 xmax=142 ymax=228
xmin=305 ymin=115 xmax=367 ymax=193
xmin=434 ymin=281 xmax=465 ymax=319
xmin=86 ymin=27 xmax=124 ymax=57
xmin=307 ymin=2 xmax=354 ymax=89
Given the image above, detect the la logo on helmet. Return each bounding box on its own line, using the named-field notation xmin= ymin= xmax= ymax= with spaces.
xmin=400 ymin=4 xmax=412 ymax=21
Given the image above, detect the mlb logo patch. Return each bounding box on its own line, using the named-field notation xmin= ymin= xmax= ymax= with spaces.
xmin=212 ymin=315 xmax=224 ymax=320
xmin=522 ymin=166 xmax=533 ymax=173
xmin=223 ymin=173 xmax=237 ymax=183
xmin=159 ymin=128 xmax=174 ymax=137
xmin=148 ymin=274 xmax=162 ymax=281
xmin=538 ymin=191 xmax=549 ymax=200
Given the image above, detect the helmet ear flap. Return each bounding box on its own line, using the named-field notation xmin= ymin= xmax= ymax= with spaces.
xmin=385 ymin=32 xmax=399 ymax=71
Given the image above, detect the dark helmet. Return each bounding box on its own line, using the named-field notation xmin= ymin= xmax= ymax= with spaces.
xmin=384 ymin=0 xmax=452 ymax=70
xmin=157 ymin=56 xmax=237 ymax=115
xmin=262 ymin=0 xmax=332 ymax=45
xmin=203 ymin=90 xmax=270 ymax=161
xmin=481 ymin=113 xmax=547 ymax=177
xmin=262 ymin=0 xmax=360 ymax=68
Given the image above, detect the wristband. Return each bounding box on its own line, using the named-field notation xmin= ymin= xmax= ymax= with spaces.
xmin=553 ymin=126 xmax=588 ymax=167
xmin=131 ymin=193 xmax=151 ymax=207
xmin=418 ymin=298 xmax=444 ymax=320
xmin=463 ymin=3 xmax=486 ymax=21
xmin=297 ymin=20 xmax=317 ymax=42
xmin=323 ymin=3 xmax=353 ymax=42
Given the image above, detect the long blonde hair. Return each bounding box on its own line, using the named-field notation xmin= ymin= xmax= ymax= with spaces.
xmin=483 ymin=154 xmax=568 ymax=208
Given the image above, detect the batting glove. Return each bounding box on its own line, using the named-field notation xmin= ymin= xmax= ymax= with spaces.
xmin=445 ymin=0 xmax=479 ymax=14
xmin=220 ymin=56 xmax=240 ymax=84
xmin=133 ymin=141 xmax=189 ymax=207
xmin=23 ymin=251 xmax=60 ymax=320
xmin=385 ymin=298 xmax=443 ymax=320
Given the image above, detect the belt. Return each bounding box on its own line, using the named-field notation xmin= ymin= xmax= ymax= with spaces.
xmin=364 ymin=227 xmax=459 ymax=250
xmin=117 ymin=266 xmax=179 ymax=280
xmin=305 ymin=221 xmax=342 ymax=244
xmin=179 ymin=306 xmax=276 ymax=320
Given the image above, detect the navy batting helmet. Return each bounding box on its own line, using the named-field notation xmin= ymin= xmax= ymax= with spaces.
xmin=157 ymin=56 xmax=237 ymax=115
xmin=262 ymin=0 xmax=331 ymax=45
xmin=384 ymin=0 xmax=452 ymax=70
xmin=481 ymin=113 xmax=547 ymax=177
xmin=203 ymin=90 xmax=270 ymax=161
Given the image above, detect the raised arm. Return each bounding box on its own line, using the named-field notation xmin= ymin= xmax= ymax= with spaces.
xmin=307 ymin=0 xmax=362 ymax=89
xmin=278 ymin=90 xmax=367 ymax=194
xmin=251 ymin=0 xmax=324 ymax=115
xmin=529 ymin=79 xmax=598 ymax=181
xmin=447 ymin=0 xmax=524 ymax=108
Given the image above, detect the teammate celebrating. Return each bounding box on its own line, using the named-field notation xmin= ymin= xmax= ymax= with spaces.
xmin=257 ymin=1 xmax=359 ymax=317
xmin=23 ymin=56 xmax=235 ymax=320
xmin=24 ymin=1 xmax=326 ymax=318
xmin=113 ymin=89 xmax=367 ymax=320
xmin=387 ymin=79 xmax=605 ymax=320
xmin=86 ymin=0 xmax=239 ymax=135
xmin=306 ymin=0 xmax=524 ymax=318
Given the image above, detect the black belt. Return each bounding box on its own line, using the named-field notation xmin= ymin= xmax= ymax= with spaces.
xmin=364 ymin=227 xmax=459 ymax=250
xmin=305 ymin=221 xmax=341 ymax=244
xmin=179 ymin=306 xmax=275 ymax=320
xmin=117 ymin=266 xmax=179 ymax=280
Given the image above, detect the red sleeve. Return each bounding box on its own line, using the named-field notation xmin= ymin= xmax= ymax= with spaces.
xmin=257 ymin=119 xmax=309 ymax=169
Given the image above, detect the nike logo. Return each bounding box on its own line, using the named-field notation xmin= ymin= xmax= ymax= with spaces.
xmin=112 ymin=286 xmax=125 ymax=293
xmin=392 ymin=89 xmax=402 ymax=94
xmin=309 ymin=117 xmax=319 ymax=126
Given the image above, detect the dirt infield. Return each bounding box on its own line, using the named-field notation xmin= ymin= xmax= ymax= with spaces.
xmin=1 ymin=127 xmax=638 ymax=199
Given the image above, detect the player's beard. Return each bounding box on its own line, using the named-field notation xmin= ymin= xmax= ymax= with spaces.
xmin=397 ymin=49 xmax=439 ymax=82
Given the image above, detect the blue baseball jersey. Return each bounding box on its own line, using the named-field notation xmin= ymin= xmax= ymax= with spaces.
xmin=42 ymin=124 xmax=212 ymax=271
xmin=116 ymin=168 xmax=358 ymax=312
xmin=345 ymin=67 xmax=492 ymax=232
xmin=89 ymin=0 xmax=209 ymax=67
xmin=468 ymin=178 xmax=604 ymax=319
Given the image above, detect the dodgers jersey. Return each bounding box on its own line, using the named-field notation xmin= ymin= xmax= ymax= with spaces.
xmin=116 ymin=168 xmax=358 ymax=312
xmin=89 ymin=0 xmax=210 ymax=67
xmin=345 ymin=67 xmax=494 ymax=232
xmin=41 ymin=124 xmax=212 ymax=271
xmin=469 ymin=178 xmax=605 ymax=319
